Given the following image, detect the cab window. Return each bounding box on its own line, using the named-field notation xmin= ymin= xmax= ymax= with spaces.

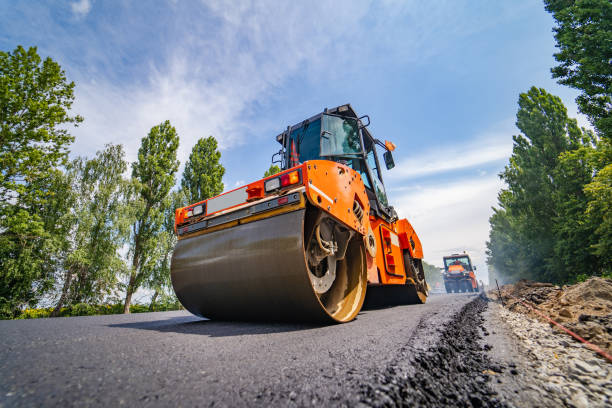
xmin=287 ymin=119 xmax=322 ymax=165
xmin=363 ymin=137 xmax=389 ymax=207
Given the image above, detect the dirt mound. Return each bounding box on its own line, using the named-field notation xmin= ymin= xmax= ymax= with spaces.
xmin=489 ymin=277 xmax=612 ymax=354
xmin=499 ymin=280 xmax=561 ymax=306
xmin=541 ymin=277 xmax=612 ymax=320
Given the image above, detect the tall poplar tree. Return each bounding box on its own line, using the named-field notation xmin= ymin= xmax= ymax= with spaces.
xmin=142 ymin=189 xmax=185 ymax=310
xmin=181 ymin=136 xmax=224 ymax=204
xmin=124 ymin=121 xmax=179 ymax=313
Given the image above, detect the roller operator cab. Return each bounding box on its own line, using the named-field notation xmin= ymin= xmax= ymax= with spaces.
xmin=442 ymin=253 xmax=479 ymax=293
xmin=171 ymin=104 xmax=428 ymax=323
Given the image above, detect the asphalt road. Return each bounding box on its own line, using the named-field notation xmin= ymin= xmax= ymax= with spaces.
xmin=0 ymin=293 xmax=477 ymax=407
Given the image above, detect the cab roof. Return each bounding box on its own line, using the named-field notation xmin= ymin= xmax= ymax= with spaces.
xmin=275 ymin=104 xmax=373 ymax=144
xmin=444 ymin=253 xmax=472 ymax=259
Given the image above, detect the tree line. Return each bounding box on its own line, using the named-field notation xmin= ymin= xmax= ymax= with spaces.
xmin=0 ymin=46 xmax=225 ymax=318
xmin=487 ymin=0 xmax=611 ymax=284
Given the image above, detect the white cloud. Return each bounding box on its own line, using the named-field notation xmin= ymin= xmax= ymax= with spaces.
xmin=69 ymin=1 xmax=369 ymax=166
xmin=71 ymin=0 xmax=92 ymax=18
xmin=393 ymin=175 xmax=504 ymax=284
xmin=392 ymin=142 xmax=510 ymax=180
xmin=388 ymin=120 xmax=514 ymax=181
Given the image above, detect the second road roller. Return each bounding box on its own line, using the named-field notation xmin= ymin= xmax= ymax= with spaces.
xmin=171 ymin=104 xmax=428 ymax=323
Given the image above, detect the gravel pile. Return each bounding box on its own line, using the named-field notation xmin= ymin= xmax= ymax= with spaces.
xmin=493 ymin=303 xmax=612 ymax=407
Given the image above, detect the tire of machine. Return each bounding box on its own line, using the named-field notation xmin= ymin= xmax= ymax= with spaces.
xmin=402 ymin=250 xmax=428 ymax=304
xmin=171 ymin=207 xmax=367 ymax=323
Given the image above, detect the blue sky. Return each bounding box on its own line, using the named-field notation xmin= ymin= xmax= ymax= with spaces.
xmin=1 ymin=0 xmax=589 ymax=283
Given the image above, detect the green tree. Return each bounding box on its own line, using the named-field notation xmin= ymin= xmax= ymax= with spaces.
xmin=543 ymin=0 xmax=612 ymax=280
xmin=422 ymin=261 xmax=442 ymax=288
xmin=143 ymin=189 xmax=185 ymax=310
xmin=264 ymin=164 xmax=281 ymax=177
xmin=181 ymin=136 xmax=224 ymax=204
xmin=124 ymin=121 xmax=179 ymax=313
xmin=49 ymin=145 xmax=130 ymax=316
xmin=544 ymin=0 xmax=612 ymax=138
xmin=551 ymin=133 xmax=602 ymax=281
xmin=0 ymin=46 xmax=82 ymax=317
xmin=487 ymin=87 xmax=597 ymax=283
xmin=584 ymin=158 xmax=612 ymax=272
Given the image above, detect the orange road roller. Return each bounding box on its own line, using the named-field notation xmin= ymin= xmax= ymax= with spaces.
xmin=171 ymin=104 xmax=428 ymax=323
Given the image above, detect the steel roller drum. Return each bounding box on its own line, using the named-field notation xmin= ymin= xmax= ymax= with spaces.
xmin=171 ymin=208 xmax=367 ymax=323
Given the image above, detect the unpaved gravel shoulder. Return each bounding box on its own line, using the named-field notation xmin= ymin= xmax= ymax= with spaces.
xmin=484 ymin=303 xmax=553 ymax=407
xmin=488 ymin=302 xmax=612 ymax=408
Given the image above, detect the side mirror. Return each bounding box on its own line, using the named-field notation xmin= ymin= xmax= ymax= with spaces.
xmin=358 ymin=115 xmax=370 ymax=128
xmin=474 ymin=266 xmax=477 ymax=270
xmin=383 ymin=151 xmax=395 ymax=170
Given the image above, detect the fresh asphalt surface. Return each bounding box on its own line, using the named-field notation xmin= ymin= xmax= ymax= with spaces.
xmin=0 ymin=293 xmax=477 ymax=407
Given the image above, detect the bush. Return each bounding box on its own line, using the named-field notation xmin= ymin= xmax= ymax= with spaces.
xmin=16 ymin=308 xmax=52 ymax=319
xmin=129 ymin=304 xmax=149 ymax=314
xmin=12 ymin=300 xmax=183 ymax=319
xmin=574 ymin=273 xmax=590 ymax=283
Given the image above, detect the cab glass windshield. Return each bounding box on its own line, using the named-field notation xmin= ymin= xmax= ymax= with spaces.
xmin=320 ymin=115 xmax=361 ymax=157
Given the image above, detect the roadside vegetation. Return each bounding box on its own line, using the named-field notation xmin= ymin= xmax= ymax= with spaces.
xmin=18 ymin=298 xmax=183 ymax=320
xmin=487 ymin=0 xmax=611 ymax=285
xmin=0 ymin=46 xmax=225 ymax=319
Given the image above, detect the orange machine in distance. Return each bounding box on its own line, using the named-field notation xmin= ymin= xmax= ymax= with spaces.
xmin=442 ymin=252 xmax=479 ymax=293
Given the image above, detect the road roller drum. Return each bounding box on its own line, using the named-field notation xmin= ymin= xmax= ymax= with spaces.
xmin=171 ymin=205 xmax=367 ymax=323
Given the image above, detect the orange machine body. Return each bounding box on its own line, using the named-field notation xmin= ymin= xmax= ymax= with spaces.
xmin=175 ymin=159 xmax=423 ymax=290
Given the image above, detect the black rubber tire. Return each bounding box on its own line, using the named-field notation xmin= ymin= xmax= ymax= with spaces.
xmin=402 ymin=252 xmax=428 ymax=303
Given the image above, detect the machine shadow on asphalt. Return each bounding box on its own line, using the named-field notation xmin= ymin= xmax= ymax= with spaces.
xmin=108 ymin=315 xmax=324 ymax=337
xmin=108 ymin=293 xmax=478 ymax=337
